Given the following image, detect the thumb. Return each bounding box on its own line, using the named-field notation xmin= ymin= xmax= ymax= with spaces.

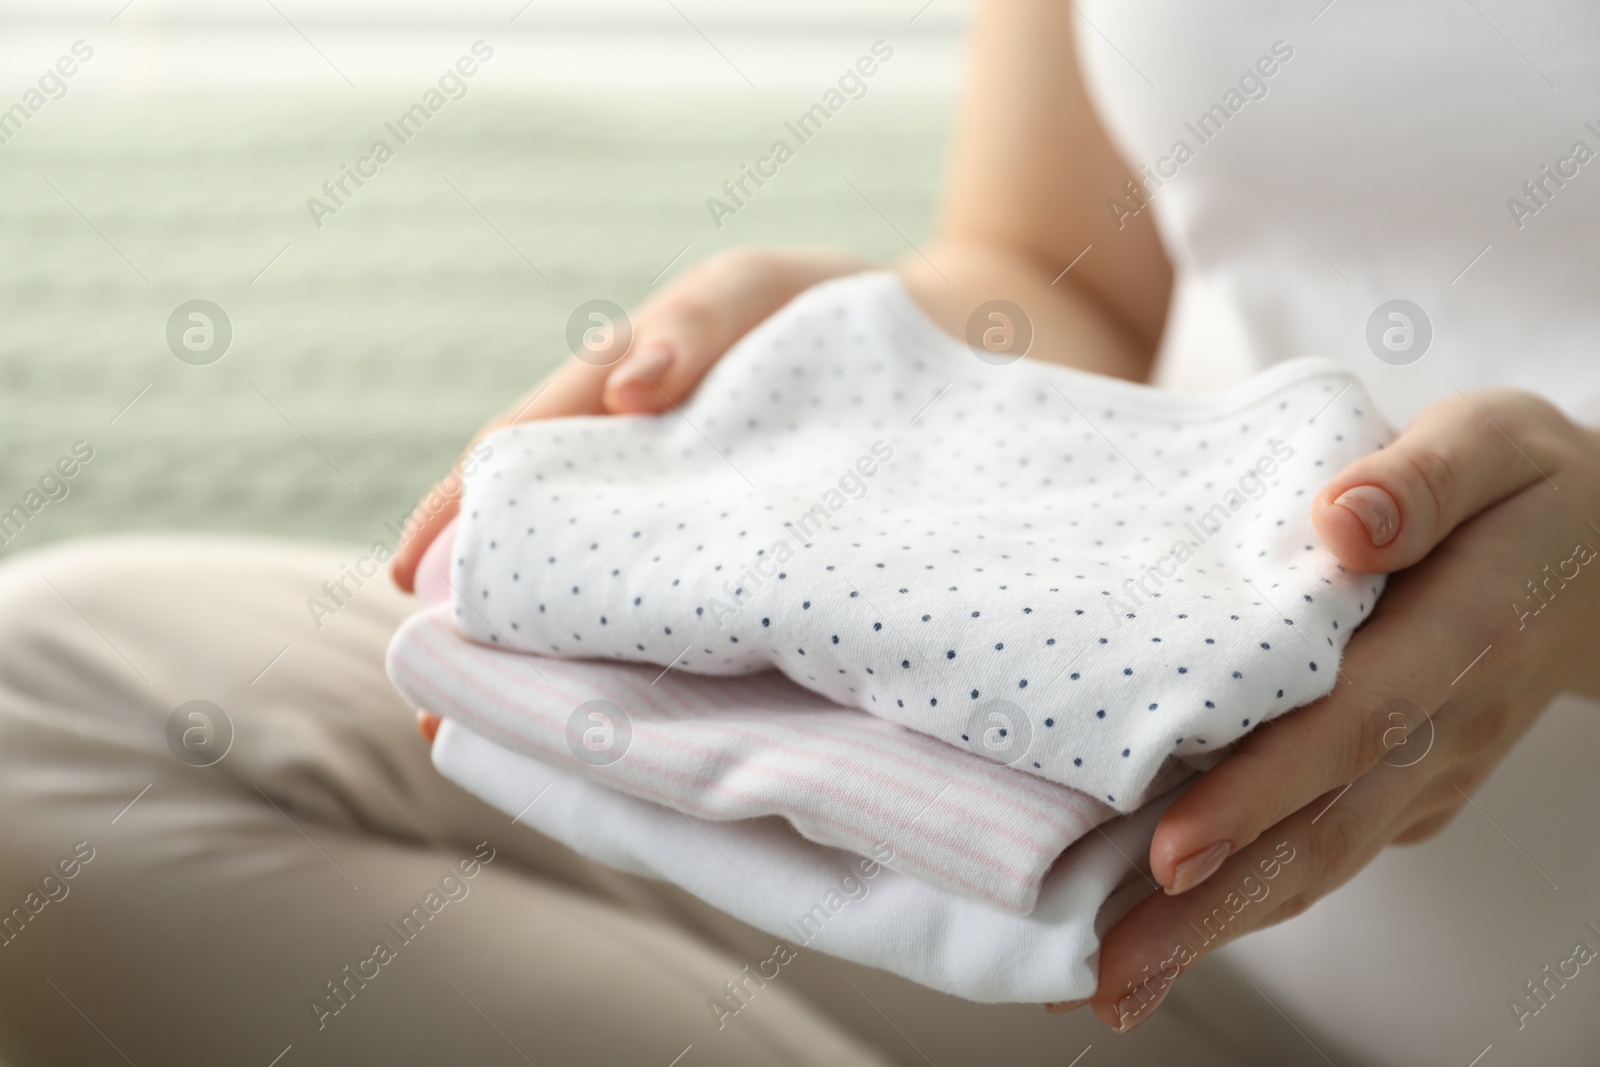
xmin=602 ymin=301 xmax=739 ymax=415
xmin=390 ymin=358 xmax=612 ymax=592
xmin=1312 ymin=390 xmax=1558 ymax=573
xmin=603 ymin=249 xmax=866 ymax=415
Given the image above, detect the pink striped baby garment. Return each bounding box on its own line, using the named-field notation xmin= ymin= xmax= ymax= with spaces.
xmin=431 ymin=717 xmax=1189 ymax=1003
xmin=388 ymin=599 xmax=1166 ymax=915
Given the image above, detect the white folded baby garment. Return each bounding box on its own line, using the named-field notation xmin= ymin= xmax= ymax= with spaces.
xmin=389 ymin=601 xmax=1154 ymax=915
xmin=433 ymin=717 xmax=1182 ymax=1004
xmin=447 ymin=271 xmax=1392 ymax=809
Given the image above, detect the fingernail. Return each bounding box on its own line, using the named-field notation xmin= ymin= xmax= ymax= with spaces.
xmin=1110 ymin=980 xmax=1171 ymax=1031
xmin=1166 ymin=840 xmax=1231 ymax=895
xmin=1043 ymin=998 xmax=1088 ymax=1014
xmin=417 ymin=711 xmax=441 ymax=743
xmin=1333 ymin=485 xmax=1399 ymax=547
xmin=1090 ymin=999 xmax=1123 ymax=1030
xmin=609 ymin=344 xmax=673 ymax=390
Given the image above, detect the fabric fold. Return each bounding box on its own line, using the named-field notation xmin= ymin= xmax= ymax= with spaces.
xmin=446 ymin=271 xmax=1393 ymax=809
xmin=431 ymin=717 xmax=1184 ymax=1004
xmin=388 ymin=603 xmax=1153 ymax=915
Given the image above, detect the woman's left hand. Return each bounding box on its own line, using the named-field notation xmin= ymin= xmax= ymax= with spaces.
xmin=1061 ymin=389 xmax=1600 ymax=1029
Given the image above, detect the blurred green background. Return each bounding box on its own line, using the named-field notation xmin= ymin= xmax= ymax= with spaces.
xmin=0 ymin=90 xmax=948 ymax=556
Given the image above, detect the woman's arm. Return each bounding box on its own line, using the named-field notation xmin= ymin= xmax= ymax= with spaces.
xmin=901 ymin=0 xmax=1173 ymax=382
xmin=394 ymin=1 xmax=1172 ymax=582
xmin=391 ymin=247 xmax=869 ymax=590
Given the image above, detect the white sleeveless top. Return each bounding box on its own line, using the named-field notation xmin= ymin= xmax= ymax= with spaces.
xmin=1074 ymin=0 xmax=1600 ymax=428
xmin=1072 ymin=11 xmax=1600 ymax=1063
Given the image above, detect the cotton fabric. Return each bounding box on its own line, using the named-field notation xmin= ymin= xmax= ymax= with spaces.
xmin=6 ymin=536 xmax=1600 ymax=1064
xmin=447 ymin=272 xmax=1392 ymax=810
xmin=1072 ymin=2 xmax=1600 ymax=429
xmin=1067 ymin=6 xmax=1600 ymax=1061
xmin=431 ymin=717 xmax=1183 ymax=1004
xmin=388 ymin=599 xmax=1140 ymax=915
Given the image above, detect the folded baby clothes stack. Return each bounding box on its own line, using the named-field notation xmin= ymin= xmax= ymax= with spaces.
xmin=391 ymin=600 xmax=1177 ymax=915
xmin=386 ymin=271 xmax=1393 ymax=1003
xmin=431 ymin=716 xmax=1184 ymax=1003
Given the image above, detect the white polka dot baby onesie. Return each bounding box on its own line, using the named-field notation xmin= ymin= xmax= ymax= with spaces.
xmin=449 ymin=271 xmax=1393 ymax=812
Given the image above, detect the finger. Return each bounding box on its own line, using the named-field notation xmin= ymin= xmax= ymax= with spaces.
xmin=602 ymin=302 xmax=733 ymax=415
xmin=1312 ymin=390 xmax=1566 ymax=572
xmin=1042 ymin=998 xmax=1088 ymax=1014
xmin=1152 ymin=509 xmax=1563 ymax=899
xmin=390 ymin=358 xmax=612 ymax=591
xmin=1093 ymin=762 xmax=1420 ymax=1030
xmin=1390 ymin=804 xmax=1459 ymax=845
xmin=417 ymin=711 xmax=442 ymax=744
xmin=603 ymin=249 xmax=866 ymax=415
xmin=389 ymin=492 xmax=460 ymax=595
xmin=1147 ymin=544 xmax=1496 ymax=893
xmin=1386 ymin=741 xmax=1511 ymax=844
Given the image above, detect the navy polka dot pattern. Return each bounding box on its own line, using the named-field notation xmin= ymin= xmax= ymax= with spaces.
xmin=451 ymin=273 xmax=1394 ymax=811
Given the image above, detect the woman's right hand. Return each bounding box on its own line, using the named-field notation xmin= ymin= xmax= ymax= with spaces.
xmin=389 ymin=247 xmax=868 ymax=594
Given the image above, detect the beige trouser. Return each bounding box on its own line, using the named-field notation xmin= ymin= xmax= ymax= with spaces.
xmin=0 ymin=536 xmax=1351 ymax=1066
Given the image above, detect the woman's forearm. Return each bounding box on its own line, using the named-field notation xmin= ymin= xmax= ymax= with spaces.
xmin=941 ymin=0 xmax=1175 ymax=343
xmin=897 ymin=239 xmax=1156 ymax=383
xmin=917 ymin=0 xmax=1174 ymax=382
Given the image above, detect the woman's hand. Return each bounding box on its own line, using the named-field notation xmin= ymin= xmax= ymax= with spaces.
xmin=1065 ymin=389 xmax=1600 ymax=1029
xmin=389 ymin=247 xmax=867 ymax=594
